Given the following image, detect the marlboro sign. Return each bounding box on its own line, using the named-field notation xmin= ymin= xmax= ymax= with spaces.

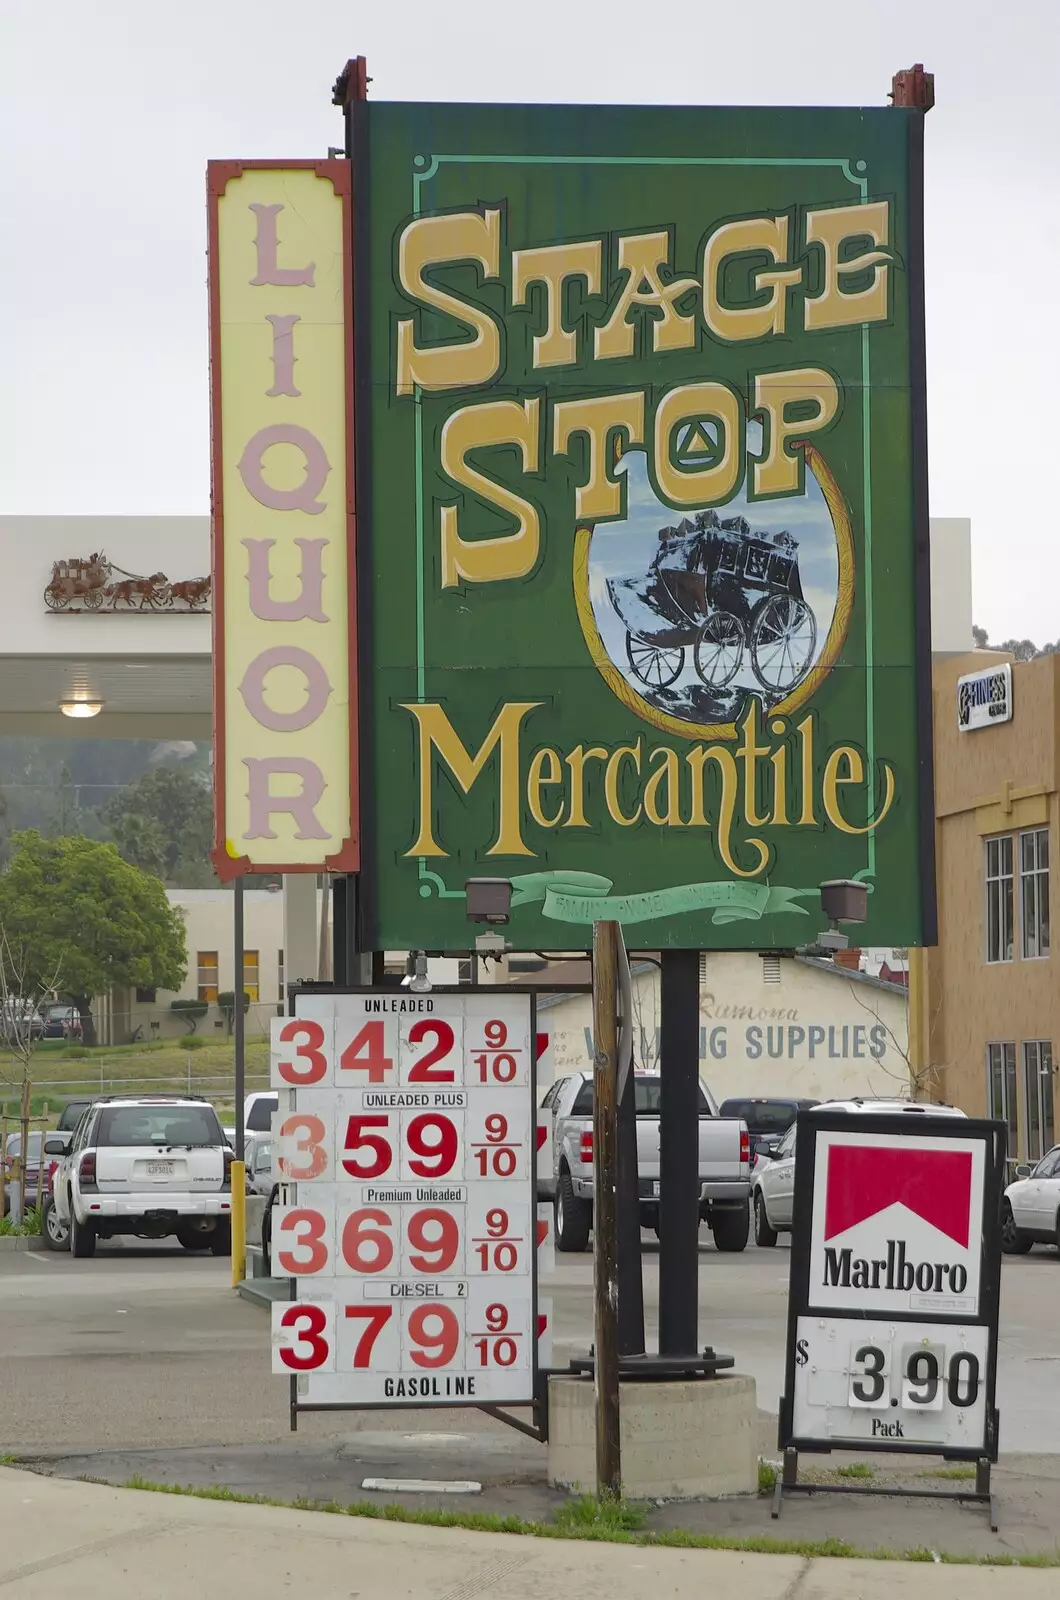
xmin=781 ymin=1107 xmax=1005 ymax=1462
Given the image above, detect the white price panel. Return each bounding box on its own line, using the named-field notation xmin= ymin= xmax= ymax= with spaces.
xmin=276 ymin=991 xmax=538 ymax=1408
xmin=791 ymin=1314 xmax=990 ymax=1452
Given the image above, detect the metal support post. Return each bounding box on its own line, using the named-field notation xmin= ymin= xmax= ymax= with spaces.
xmin=592 ymin=919 xmax=622 ymax=1497
xmin=231 ymin=875 xmax=246 ymax=1287
xmin=616 ymin=1043 xmax=645 ymax=1356
xmin=658 ymin=948 xmax=700 ymax=1356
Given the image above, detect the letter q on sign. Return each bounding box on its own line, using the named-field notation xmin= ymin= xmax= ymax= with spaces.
xmin=240 ymin=646 xmax=332 ymax=732
xmin=238 ymin=424 xmax=331 ymax=515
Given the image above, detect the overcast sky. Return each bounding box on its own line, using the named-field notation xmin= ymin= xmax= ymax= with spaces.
xmin=4 ymin=1 xmax=1057 ymax=641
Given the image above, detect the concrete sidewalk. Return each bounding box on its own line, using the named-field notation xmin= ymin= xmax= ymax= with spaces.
xmin=0 ymin=1468 xmax=1055 ymax=1599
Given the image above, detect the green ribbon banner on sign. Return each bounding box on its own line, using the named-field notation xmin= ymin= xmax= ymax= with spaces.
xmin=507 ymin=871 xmax=819 ymax=927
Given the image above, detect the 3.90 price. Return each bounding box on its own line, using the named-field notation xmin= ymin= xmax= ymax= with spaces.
xmin=849 ymin=1341 xmax=981 ymax=1411
xmin=271 ymin=1295 xmax=532 ymax=1374
xmin=276 ymin=1104 xmax=528 ymax=1184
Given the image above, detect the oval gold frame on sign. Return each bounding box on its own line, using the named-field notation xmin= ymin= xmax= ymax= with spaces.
xmin=573 ymin=441 xmax=855 ymax=743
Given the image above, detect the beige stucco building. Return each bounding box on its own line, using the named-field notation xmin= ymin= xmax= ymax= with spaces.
xmin=917 ymin=651 xmax=1057 ymax=1165
xmin=539 ymin=951 xmax=909 ymax=1104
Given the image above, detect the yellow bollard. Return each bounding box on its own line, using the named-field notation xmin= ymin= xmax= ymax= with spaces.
xmin=230 ymin=1161 xmax=246 ymax=1288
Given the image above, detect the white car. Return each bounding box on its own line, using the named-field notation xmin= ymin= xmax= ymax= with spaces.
xmin=1002 ymin=1146 xmax=1060 ymax=1254
xmin=51 ymin=1095 xmax=233 ymax=1258
xmin=752 ymin=1096 xmax=967 ymax=1248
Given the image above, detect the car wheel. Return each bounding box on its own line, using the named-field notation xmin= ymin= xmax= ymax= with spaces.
xmin=210 ymin=1219 xmax=232 ymax=1257
xmin=176 ymin=1223 xmax=212 ymax=1251
xmin=754 ymin=1191 xmax=779 ymax=1248
xmin=70 ymin=1209 xmax=96 ymax=1258
xmin=555 ymin=1169 xmax=591 ymax=1252
xmin=712 ymin=1202 xmax=750 ymax=1252
xmin=1001 ymin=1201 xmax=1032 ymax=1254
xmin=41 ymin=1196 xmax=70 ymax=1252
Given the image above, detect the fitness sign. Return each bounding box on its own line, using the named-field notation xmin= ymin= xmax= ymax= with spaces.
xmin=268 ymin=989 xmax=549 ymax=1410
xmin=780 ymin=1109 xmax=1005 ymax=1460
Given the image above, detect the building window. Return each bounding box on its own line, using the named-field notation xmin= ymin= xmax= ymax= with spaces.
xmin=988 ymin=1041 xmax=1018 ymax=1162
xmin=197 ymin=951 xmax=219 ymax=1004
xmin=985 ymin=837 xmax=1014 ymax=963
xmin=1022 ymin=1041 xmax=1055 ymax=1162
xmin=243 ymin=950 xmax=260 ymax=1003
xmin=1019 ymin=829 xmax=1050 ymax=960
xmin=135 ymin=987 xmax=156 ymax=1004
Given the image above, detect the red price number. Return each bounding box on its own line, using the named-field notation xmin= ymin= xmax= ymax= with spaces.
xmin=339 ymin=1113 xmax=394 ymax=1179
xmin=472 ymin=1301 xmax=521 ymax=1368
xmin=401 ymin=1016 xmax=458 ymax=1084
xmin=272 ymin=1300 xmax=335 ymax=1373
xmin=470 ymin=1017 xmax=524 ymax=1086
xmin=341 ymin=1304 xmax=464 ymax=1371
xmin=469 ymin=1111 xmax=523 ymax=1179
xmin=272 ymin=1018 xmax=329 ymax=1087
xmin=339 ymin=1019 xmax=395 ymax=1084
xmin=338 ymin=1205 xmax=462 ymax=1276
xmin=277 ymin=1112 xmax=329 ymax=1181
xmin=471 ymin=1206 xmax=521 ymax=1273
xmin=399 ymin=1112 xmax=460 ymax=1181
xmin=274 ymin=1207 xmax=331 ymax=1275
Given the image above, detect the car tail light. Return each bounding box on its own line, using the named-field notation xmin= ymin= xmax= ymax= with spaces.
xmin=222 ymin=1148 xmax=234 ymax=1190
xmin=579 ymin=1131 xmax=593 ymax=1163
xmin=739 ymin=1130 xmax=750 ymax=1168
xmin=79 ymin=1150 xmax=98 ymax=1189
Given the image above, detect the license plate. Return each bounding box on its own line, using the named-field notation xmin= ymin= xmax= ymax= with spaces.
xmin=652 ymin=1181 xmax=660 ymax=1197
xmin=147 ymin=1161 xmax=174 ymax=1177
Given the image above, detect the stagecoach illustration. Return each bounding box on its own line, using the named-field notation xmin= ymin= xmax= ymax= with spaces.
xmin=606 ymin=510 xmax=817 ymax=697
xmin=44 ymin=553 xmax=211 ymax=613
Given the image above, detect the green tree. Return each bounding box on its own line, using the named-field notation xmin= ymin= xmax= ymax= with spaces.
xmin=105 ymin=765 xmax=213 ymax=885
xmin=0 ymin=831 xmax=187 ymax=1046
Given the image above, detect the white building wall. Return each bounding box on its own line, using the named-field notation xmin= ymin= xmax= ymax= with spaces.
xmin=539 ymin=953 xmax=909 ymax=1104
xmin=929 ymin=517 xmax=974 ymax=655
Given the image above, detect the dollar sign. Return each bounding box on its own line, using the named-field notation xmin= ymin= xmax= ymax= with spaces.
xmin=795 ymin=1338 xmax=809 ymax=1368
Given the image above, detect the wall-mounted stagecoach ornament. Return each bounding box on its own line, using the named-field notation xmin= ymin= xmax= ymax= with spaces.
xmin=44 ymin=554 xmax=211 ymax=613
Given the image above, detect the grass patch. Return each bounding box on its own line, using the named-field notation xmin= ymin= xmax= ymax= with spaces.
xmin=920 ymin=1466 xmax=977 ymax=1482
xmin=758 ymin=1460 xmax=778 ymax=1494
xmin=834 ymin=1463 xmax=874 ymax=1480
xmin=111 ymin=1475 xmax=1060 ymax=1566
xmin=178 ymin=1036 xmax=207 ymax=1051
xmin=0 ymin=1207 xmax=42 ymax=1237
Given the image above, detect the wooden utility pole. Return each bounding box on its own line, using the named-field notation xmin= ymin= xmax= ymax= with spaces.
xmin=592 ymin=919 xmax=621 ymax=1498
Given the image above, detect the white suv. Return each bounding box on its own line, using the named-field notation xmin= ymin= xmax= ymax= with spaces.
xmin=52 ymin=1096 xmax=233 ymax=1258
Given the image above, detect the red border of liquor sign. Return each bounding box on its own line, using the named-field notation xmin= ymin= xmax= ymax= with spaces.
xmin=779 ymin=1110 xmax=1006 ymax=1463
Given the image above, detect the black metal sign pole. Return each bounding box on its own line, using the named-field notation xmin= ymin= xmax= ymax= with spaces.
xmin=658 ymin=949 xmax=700 ymax=1356
xmin=616 ymin=1049 xmax=645 ymax=1357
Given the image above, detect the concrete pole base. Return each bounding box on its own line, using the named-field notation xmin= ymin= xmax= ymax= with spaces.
xmin=547 ymin=1372 xmax=758 ymax=1500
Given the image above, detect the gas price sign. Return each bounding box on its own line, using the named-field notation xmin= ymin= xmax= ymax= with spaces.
xmin=779 ymin=1109 xmax=1005 ymax=1462
xmin=268 ymin=989 xmax=538 ymax=1409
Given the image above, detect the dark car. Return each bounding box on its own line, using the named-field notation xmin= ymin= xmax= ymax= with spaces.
xmin=41 ymin=1004 xmax=82 ymax=1040
xmin=717 ymin=1096 xmax=819 ymax=1163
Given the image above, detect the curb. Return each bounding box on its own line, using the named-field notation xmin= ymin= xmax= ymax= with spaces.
xmin=0 ymin=1235 xmax=44 ymax=1253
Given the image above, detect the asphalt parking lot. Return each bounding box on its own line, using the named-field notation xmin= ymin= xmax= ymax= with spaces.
xmin=3 ymin=1229 xmax=1059 ymax=1457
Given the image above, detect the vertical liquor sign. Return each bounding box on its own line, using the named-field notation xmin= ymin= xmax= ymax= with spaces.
xmin=780 ymin=1110 xmax=1005 ymax=1462
xmin=208 ymin=161 xmax=358 ymax=875
xmin=269 ymin=989 xmax=538 ymax=1409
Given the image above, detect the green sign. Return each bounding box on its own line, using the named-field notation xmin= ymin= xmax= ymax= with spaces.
xmin=359 ymin=103 xmax=934 ymax=951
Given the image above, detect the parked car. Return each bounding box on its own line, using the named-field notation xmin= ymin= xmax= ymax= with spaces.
xmin=3 ymin=1130 xmax=47 ymax=1212
xmin=244 ymin=1134 xmax=273 ymax=1198
xmin=50 ymin=1095 xmax=234 ymax=1258
xmin=45 ymin=1098 xmax=96 ymax=1158
xmin=1001 ymin=1145 xmax=1060 ymax=1254
xmin=751 ymin=1096 xmax=967 ymax=1247
xmin=244 ymin=1091 xmax=278 ymax=1138
xmin=40 ymin=1004 xmax=82 ymax=1040
xmin=540 ymin=1071 xmax=751 ymax=1253
xmin=718 ymin=1096 xmax=819 ymax=1163
xmin=0 ymin=1003 xmax=44 ymax=1043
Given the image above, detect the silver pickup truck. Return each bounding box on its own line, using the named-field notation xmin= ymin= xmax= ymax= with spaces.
xmin=540 ymin=1071 xmax=751 ymax=1253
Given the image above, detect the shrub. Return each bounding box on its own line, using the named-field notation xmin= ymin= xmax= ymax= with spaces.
xmin=170 ymin=999 xmax=209 ymax=1034
xmin=179 ymin=1035 xmax=207 ymax=1051
xmin=217 ymin=991 xmax=250 ymax=1033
